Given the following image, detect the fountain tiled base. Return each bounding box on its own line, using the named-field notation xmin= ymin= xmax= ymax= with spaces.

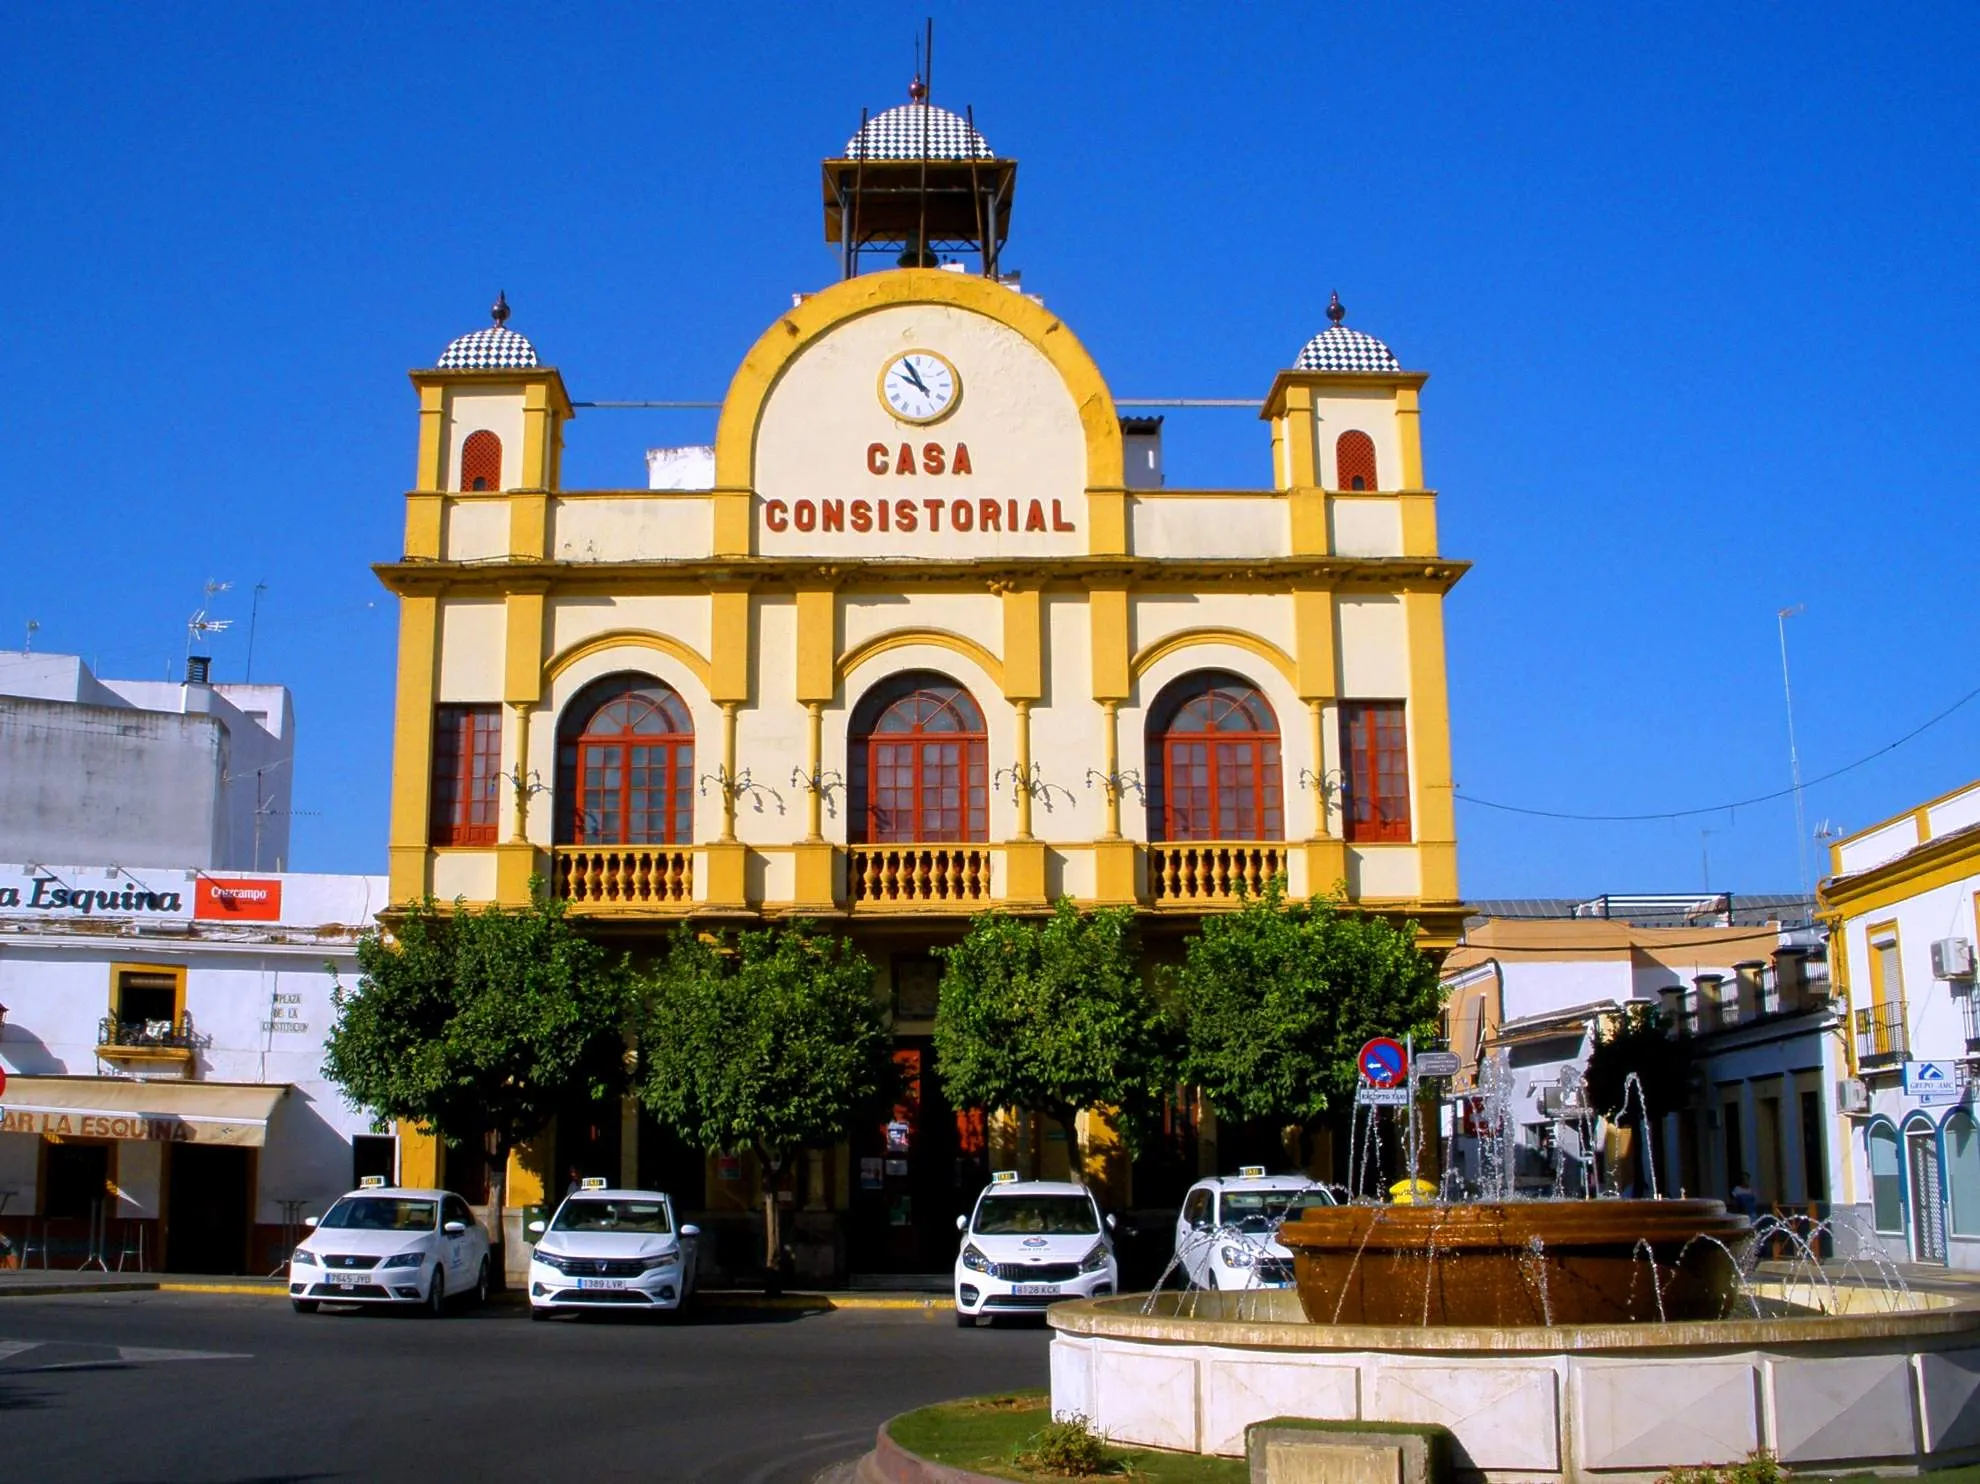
xmin=1049 ymin=1288 xmax=1980 ymax=1481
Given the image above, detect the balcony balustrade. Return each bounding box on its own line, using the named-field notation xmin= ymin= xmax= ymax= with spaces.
xmin=1149 ymin=843 xmax=1287 ymax=905
xmin=1854 ymin=999 xmax=1910 ymax=1065
xmin=552 ymin=845 xmax=694 ymax=910
xmin=848 ymin=845 xmax=992 ymax=907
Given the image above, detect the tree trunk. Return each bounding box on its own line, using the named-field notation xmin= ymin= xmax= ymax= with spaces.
xmin=1055 ymin=1109 xmax=1085 ymax=1183
xmin=759 ymin=1148 xmax=785 ymax=1296
xmin=486 ymin=1137 xmax=508 ymax=1291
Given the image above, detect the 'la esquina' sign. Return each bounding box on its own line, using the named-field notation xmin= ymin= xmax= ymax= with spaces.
xmin=0 ymin=875 xmax=183 ymax=916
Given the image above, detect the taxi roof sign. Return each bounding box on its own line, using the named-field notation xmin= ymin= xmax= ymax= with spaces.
xmin=991 ymin=1170 xmax=1020 ymax=1184
xmin=579 ymin=1177 xmax=609 ymax=1191
xmin=1238 ymin=1165 xmax=1267 ymax=1179
xmin=358 ymin=1175 xmax=386 ymax=1189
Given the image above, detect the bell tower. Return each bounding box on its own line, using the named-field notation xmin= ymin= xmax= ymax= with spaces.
xmin=822 ymin=74 xmax=1017 ymax=279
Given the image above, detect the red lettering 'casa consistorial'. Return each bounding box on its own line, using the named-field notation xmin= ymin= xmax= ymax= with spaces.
xmin=868 ymin=442 xmax=973 ymax=476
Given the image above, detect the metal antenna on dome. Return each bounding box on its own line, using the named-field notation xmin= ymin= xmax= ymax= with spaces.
xmin=491 ymin=290 xmax=511 ymax=328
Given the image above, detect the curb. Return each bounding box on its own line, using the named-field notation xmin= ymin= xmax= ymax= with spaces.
xmin=158 ymin=1282 xmax=289 ymax=1296
xmin=859 ymin=1426 xmax=1005 ymax=1483
xmin=702 ymin=1293 xmax=947 ymax=1313
xmin=0 ymin=1280 xmax=161 ymax=1298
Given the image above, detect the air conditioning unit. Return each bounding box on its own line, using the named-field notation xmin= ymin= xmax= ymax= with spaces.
xmin=1838 ymin=1077 xmax=1871 ymax=1115
xmin=1933 ymin=938 xmax=1975 ymax=980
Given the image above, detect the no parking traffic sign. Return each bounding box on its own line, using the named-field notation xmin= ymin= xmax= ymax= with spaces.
xmin=1358 ymin=1037 xmax=1408 ymax=1088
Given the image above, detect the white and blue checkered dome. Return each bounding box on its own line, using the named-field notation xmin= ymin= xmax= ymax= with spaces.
xmin=845 ymin=103 xmax=994 ymax=161
xmin=436 ymin=325 xmax=539 ymax=370
xmin=1293 ymin=326 xmax=1400 ymax=373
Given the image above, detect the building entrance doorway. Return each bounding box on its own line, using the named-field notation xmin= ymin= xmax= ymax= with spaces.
xmin=1908 ymin=1125 xmax=1948 ymax=1265
xmin=165 ymin=1145 xmax=252 ymax=1274
xmin=848 ymin=1038 xmax=983 ymax=1274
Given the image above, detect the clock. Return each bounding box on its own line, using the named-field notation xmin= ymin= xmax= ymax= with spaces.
xmin=878 ymin=349 xmax=961 ymax=425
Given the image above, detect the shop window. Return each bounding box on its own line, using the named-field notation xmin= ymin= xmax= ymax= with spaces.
xmin=430 ymin=705 xmax=503 ymax=846
xmin=848 ymin=672 xmax=987 ymax=844
xmin=1144 ymin=671 xmax=1284 ymax=842
xmin=460 ymin=430 xmax=502 ymax=492
xmin=1868 ymin=1121 xmax=1904 ymax=1233
xmin=1336 ymin=430 xmax=1378 ymax=491
xmin=554 ymin=675 xmax=695 ymax=845
xmin=45 ymin=1143 xmax=110 ymax=1221
xmin=1340 ymin=701 xmax=1411 ymax=842
xmin=1947 ymin=1112 xmax=1980 ymax=1238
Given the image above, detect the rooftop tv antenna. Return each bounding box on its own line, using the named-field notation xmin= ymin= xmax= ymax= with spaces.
xmin=23 ymin=618 xmax=39 ymax=653
xmin=186 ymin=578 xmax=234 ymax=670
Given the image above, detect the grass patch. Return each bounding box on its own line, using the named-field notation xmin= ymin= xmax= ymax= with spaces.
xmin=887 ymin=1392 xmax=1248 ymax=1482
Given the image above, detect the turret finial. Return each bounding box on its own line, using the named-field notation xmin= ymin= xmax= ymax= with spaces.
xmin=491 ymin=290 xmax=511 ymax=328
xmin=908 ymin=74 xmax=927 ymax=103
xmin=1327 ymin=291 xmax=1346 ymax=327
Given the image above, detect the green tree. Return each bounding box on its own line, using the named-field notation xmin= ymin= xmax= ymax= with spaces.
xmin=1171 ymin=880 xmax=1442 ymax=1168
xmin=323 ymin=891 xmax=632 ymax=1287
xmin=933 ymin=897 xmax=1174 ymax=1181
xmin=1584 ymin=1002 xmax=1691 ymax=1136
xmin=635 ymin=921 xmax=889 ymax=1293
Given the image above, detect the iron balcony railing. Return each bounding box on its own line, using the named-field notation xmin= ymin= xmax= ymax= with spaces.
xmin=97 ymin=1016 xmax=194 ymax=1050
xmin=1854 ymin=1000 xmax=1910 ymax=1064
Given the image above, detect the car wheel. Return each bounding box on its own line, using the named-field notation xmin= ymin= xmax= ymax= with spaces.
xmin=291 ymin=1299 xmax=319 ymax=1314
xmin=423 ymin=1270 xmax=445 ymax=1318
xmin=954 ymin=1308 xmax=975 ymax=1328
xmin=529 ymin=1304 xmax=554 ymax=1322
xmin=474 ymin=1259 xmax=490 ymax=1306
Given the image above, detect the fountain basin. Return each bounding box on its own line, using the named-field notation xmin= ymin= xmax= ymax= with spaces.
xmin=1049 ymin=1286 xmax=1980 ymax=1481
xmin=1279 ymin=1199 xmax=1748 ymax=1326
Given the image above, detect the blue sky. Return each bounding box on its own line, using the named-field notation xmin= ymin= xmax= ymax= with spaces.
xmin=5 ymin=5 xmax=1976 ymax=898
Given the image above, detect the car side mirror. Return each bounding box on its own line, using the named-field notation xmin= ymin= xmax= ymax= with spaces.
xmin=525 ymin=1219 xmax=545 ymax=1238
xmin=680 ymin=1224 xmax=700 ymax=1239
xmin=443 ymin=1221 xmax=466 ymax=1236
xmin=1105 ymin=1213 xmax=1117 ymax=1231
xmin=955 ymin=1214 xmax=968 ymax=1232
xmin=303 ymin=1215 xmax=319 ymax=1228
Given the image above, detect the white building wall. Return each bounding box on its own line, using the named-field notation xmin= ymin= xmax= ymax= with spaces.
xmin=0 ymin=867 xmax=386 ymax=1227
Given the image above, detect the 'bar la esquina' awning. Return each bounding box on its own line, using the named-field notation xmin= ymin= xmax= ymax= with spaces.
xmin=0 ymin=1078 xmax=290 ymax=1147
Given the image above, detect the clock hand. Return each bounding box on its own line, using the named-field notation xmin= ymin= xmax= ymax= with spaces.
xmin=898 ymin=361 xmax=931 ymax=395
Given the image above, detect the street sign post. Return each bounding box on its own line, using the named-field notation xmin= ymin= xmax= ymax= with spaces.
xmin=1358 ymin=1037 xmax=1408 ymax=1088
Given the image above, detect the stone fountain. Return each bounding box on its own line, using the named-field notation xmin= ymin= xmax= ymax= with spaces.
xmin=1051 ymin=1080 xmax=1980 ymax=1480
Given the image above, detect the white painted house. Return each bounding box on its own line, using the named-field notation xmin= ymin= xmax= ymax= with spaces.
xmin=0 ymin=862 xmax=388 ymax=1273
xmin=1822 ymin=780 xmax=1980 ymax=1269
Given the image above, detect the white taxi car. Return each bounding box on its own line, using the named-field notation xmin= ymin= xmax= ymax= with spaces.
xmin=1173 ymin=1168 xmax=1335 ymax=1290
xmin=525 ymin=1182 xmax=700 ymax=1319
xmin=289 ymin=1182 xmax=491 ymax=1315
xmin=954 ymin=1174 xmax=1117 ymax=1326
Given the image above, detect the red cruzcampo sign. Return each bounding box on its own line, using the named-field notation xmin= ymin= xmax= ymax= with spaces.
xmin=195 ymin=878 xmax=283 ymax=922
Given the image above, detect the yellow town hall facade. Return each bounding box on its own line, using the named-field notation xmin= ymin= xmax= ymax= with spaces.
xmin=376 ymin=91 xmax=1466 ymax=1273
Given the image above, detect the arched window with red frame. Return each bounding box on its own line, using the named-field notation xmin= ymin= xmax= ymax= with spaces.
xmin=460 ymin=430 xmax=502 ymax=492
xmin=848 ymin=672 xmax=988 ymax=843
xmin=1335 ymin=430 xmax=1377 ymax=491
xmin=554 ymin=674 xmax=694 ymax=845
xmin=1145 ymin=671 xmax=1285 ymax=841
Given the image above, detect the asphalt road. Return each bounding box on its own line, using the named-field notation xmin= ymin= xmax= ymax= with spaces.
xmin=0 ymin=1292 xmax=1052 ymax=1483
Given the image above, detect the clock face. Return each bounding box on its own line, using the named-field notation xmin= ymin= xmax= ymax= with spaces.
xmin=878 ymin=350 xmax=961 ymax=425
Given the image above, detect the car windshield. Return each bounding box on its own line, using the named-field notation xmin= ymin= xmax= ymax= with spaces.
xmin=551 ymin=1199 xmax=671 ymax=1234
xmin=973 ymin=1194 xmax=1099 ymax=1236
xmin=1221 ymin=1189 xmax=1334 ymax=1233
xmin=319 ymin=1197 xmax=437 ymax=1232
